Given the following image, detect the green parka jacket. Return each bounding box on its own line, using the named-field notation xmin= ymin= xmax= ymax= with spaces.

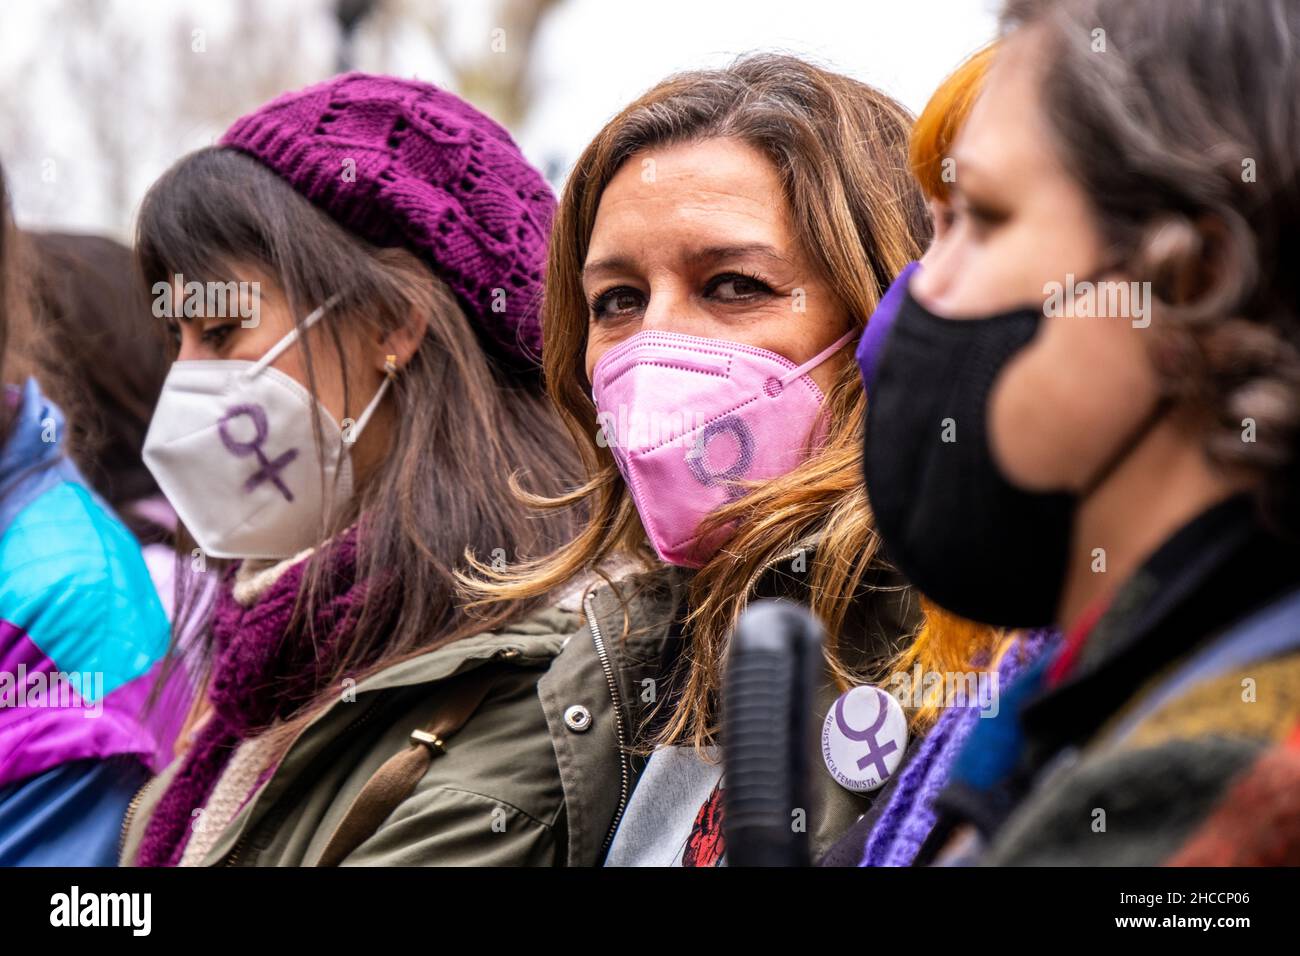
xmin=121 ymin=548 xmax=914 ymax=866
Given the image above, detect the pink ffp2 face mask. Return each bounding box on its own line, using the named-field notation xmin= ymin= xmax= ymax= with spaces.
xmin=591 ymin=327 xmax=858 ymax=567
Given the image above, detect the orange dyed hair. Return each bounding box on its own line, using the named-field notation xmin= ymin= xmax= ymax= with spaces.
xmin=908 ymin=43 xmax=998 ymax=201
xmin=886 ymin=42 xmax=1006 ymax=731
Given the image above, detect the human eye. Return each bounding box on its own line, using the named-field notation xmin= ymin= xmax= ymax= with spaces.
xmin=704 ymin=271 xmax=776 ymax=302
xmin=589 ymin=285 xmax=645 ymax=321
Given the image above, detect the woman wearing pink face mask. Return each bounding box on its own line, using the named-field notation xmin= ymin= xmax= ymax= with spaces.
xmin=464 ymin=53 xmax=933 ymax=865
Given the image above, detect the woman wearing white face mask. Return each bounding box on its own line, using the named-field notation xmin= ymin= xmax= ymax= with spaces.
xmin=120 ymin=74 xmax=612 ymax=867
xmin=143 ymin=291 xmax=388 ymax=561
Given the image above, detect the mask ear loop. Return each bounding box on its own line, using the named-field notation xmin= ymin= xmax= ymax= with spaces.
xmin=242 ymin=294 xmax=342 ymax=380
xmin=237 ymin=292 xmax=395 ymax=443
xmin=777 ymin=327 xmax=860 ymax=387
xmin=1058 ymin=257 xmax=1164 ymax=498
xmin=346 ymin=355 xmax=397 ymax=444
xmin=1078 ymin=395 xmax=1174 ymax=498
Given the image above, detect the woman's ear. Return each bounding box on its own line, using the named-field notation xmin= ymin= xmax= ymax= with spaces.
xmin=373 ymin=301 xmax=428 ymax=373
xmin=1139 ymin=212 xmax=1242 ymax=312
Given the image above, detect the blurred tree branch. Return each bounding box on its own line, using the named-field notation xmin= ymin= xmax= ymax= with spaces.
xmin=0 ymin=0 xmax=560 ymax=235
xmin=382 ymin=0 xmax=562 ymax=128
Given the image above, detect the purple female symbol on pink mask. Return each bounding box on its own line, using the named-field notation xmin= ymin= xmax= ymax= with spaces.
xmin=685 ymin=415 xmax=755 ymax=502
xmin=590 ymin=326 xmax=856 ymax=568
xmin=218 ymin=403 xmax=298 ymax=501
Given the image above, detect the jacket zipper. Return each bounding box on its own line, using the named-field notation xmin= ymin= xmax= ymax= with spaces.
xmin=585 ymin=592 xmax=630 ymax=854
xmin=576 ymin=546 xmax=812 ymax=857
xmin=118 ymin=776 xmax=153 ymax=864
xmin=742 ymin=545 xmax=806 ymax=600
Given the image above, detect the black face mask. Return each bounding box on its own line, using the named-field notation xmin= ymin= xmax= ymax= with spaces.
xmin=862 ymin=285 xmax=1164 ymax=629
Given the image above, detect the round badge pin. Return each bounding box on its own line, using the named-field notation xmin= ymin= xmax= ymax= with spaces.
xmin=821 ymin=685 xmax=908 ymax=792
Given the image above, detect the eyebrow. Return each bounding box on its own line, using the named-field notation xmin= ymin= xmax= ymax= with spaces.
xmin=582 ymin=243 xmax=791 ymax=280
xmin=947 ymin=147 xmax=999 ymax=196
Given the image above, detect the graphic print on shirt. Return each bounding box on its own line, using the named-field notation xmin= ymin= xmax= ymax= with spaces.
xmin=682 ymin=778 xmax=726 ymax=867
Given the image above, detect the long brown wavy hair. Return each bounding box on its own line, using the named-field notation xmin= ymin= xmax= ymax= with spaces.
xmin=463 ymin=53 xmax=930 ymax=750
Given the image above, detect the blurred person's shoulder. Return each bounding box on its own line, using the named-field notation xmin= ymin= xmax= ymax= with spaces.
xmin=0 ymin=377 xmax=168 ymax=680
xmin=985 ymin=591 xmax=1300 ymax=866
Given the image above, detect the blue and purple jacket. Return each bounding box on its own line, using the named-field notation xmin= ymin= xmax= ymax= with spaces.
xmin=0 ymin=379 xmax=176 ymax=865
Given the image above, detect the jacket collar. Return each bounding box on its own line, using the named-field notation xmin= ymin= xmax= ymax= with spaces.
xmin=0 ymin=378 xmax=64 ymax=483
xmin=1020 ymin=494 xmax=1299 ymax=763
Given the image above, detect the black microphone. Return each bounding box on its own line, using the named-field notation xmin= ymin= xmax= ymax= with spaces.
xmin=722 ymin=599 xmax=824 ymax=866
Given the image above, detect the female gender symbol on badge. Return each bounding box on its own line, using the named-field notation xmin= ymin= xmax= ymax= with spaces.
xmin=821 ymin=685 xmax=909 ymax=792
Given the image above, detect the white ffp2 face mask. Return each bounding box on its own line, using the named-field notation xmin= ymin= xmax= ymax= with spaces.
xmin=143 ymin=299 xmax=391 ymax=560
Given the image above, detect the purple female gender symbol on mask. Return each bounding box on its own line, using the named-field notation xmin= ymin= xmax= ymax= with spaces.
xmin=685 ymin=415 xmax=755 ymax=501
xmin=834 ymin=688 xmax=899 ymax=781
xmin=218 ymin=403 xmax=298 ymax=502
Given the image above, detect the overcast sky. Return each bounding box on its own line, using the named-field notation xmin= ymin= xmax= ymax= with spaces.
xmin=520 ymin=0 xmax=1000 ymax=172
xmin=0 ymin=0 xmax=999 ymax=237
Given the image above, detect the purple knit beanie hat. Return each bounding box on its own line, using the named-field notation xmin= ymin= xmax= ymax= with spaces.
xmin=220 ymin=72 xmax=554 ymax=366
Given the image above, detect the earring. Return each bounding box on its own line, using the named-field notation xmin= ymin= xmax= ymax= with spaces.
xmin=384 ymin=354 xmax=398 ymax=378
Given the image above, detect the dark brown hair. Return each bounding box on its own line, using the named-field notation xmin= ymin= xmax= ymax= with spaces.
xmin=0 ymin=168 xmax=22 ymax=424
xmin=0 ymin=172 xmax=70 ymax=500
xmin=1003 ymin=0 xmax=1300 ymax=526
xmin=29 ymin=233 xmax=169 ymax=534
xmin=0 ymin=168 xmax=9 ymax=387
xmin=136 ymin=147 xmax=583 ymax=748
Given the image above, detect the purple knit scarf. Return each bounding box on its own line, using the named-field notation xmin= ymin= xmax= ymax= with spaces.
xmin=860 ymin=628 xmax=1057 ymax=867
xmin=134 ymin=527 xmax=373 ymax=866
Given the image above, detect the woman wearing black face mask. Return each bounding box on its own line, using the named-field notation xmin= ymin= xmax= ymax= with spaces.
xmin=860 ymin=0 xmax=1300 ymax=865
